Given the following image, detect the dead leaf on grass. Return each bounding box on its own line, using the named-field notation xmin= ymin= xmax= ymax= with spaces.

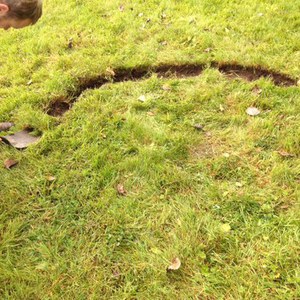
xmin=46 ymin=176 xmax=56 ymax=182
xmin=106 ymin=67 xmax=116 ymax=77
xmin=167 ymin=257 xmax=181 ymax=271
xmin=246 ymin=107 xmax=260 ymax=116
xmin=204 ymin=47 xmax=213 ymax=53
xmin=161 ymin=13 xmax=167 ymax=19
xmin=220 ymin=223 xmax=231 ymax=233
xmin=162 ymin=84 xmax=171 ymax=91
xmin=277 ymin=150 xmax=295 ymax=158
xmin=194 ymin=124 xmax=204 ymax=131
xmin=4 ymin=159 xmax=18 ymax=169
xmin=68 ymin=38 xmax=73 ymax=49
xmin=252 ymin=86 xmax=262 ymax=95
xmin=119 ymin=4 xmax=125 ymax=12
xmin=117 ymin=184 xmax=127 ymax=196
xmin=0 ymin=122 xmax=14 ymax=132
xmin=1 ymin=130 xmax=40 ymax=149
xmin=138 ymin=95 xmax=146 ymax=102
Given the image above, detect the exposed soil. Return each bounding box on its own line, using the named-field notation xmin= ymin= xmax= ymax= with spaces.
xmin=47 ymin=99 xmax=71 ymax=117
xmin=47 ymin=62 xmax=297 ymax=116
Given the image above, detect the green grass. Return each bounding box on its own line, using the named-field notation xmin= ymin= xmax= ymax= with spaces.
xmin=0 ymin=0 xmax=300 ymax=299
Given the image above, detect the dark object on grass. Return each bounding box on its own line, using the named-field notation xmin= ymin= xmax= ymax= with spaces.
xmin=4 ymin=159 xmax=18 ymax=169
xmin=0 ymin=122 xmax=14 ymax=132
xmin=194 ymin=124 xmax=204 ymax=131
xmin=1 ymin=129 xmax=40 ymax=149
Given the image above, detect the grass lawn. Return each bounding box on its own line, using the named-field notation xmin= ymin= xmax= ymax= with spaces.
xmin=0 ymin=0 xmax=299 ymax=298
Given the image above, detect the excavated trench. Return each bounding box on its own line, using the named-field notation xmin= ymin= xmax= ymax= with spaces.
xmin=47 ymin=62 xmax=298 ymax=117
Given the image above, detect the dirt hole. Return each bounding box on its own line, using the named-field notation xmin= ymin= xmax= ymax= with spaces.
xmin=46 ymin=62 xmax=297 ymax=116
xmin=47 ymin=100 xmax=71 ymax=117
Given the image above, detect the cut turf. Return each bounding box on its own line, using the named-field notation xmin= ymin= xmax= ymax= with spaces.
xmin=0 ymin=0 xmax=299 ymax=299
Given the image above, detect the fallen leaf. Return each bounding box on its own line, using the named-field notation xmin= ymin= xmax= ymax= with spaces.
xmin=235 ymin=182 xmax=243 ymax=188
xmin=160 ymin=41 xmax=168 ymax=46
xmin=147 ymin=112 xmax=155 ymax=116
xmin=162 ymin=84 xmax=171 ymax=91
xmin=167 ymin=257 xmax=181 ymax=271
xmin=277 ymin=150 xmax=295 ymax=158
xmin=279 ymin=204 xmax=290 ymax=210
xmin=252 ymin=86 xmax=262 ymax=95
xmin=194 ymin=124 xmax=204 ymax=131
xmin=4 ymin=159 xmax=18 ymax=169
xmin=68 ymin=38 xmax=73 ymax=49
xmin=138 ymin=13 xmax=144 ymax=17
xmin=0 ymin=122 xmax=14 ymax=132
xmin=219 ymin=104 xmax=225 ymax=112
xmin=161 ymin=13 xmax=167 ymax=19
xmin=220 ymin=223 xmax=231 ymax=233
xmin=27 ymin=80 xmax=33 ymax=86
xmin=46 ymin=176 xmax=56 ymax=182
xmin=246 ymin=107 xmax=260 ymax=116
xmin=112 ymin=268 xmax=121 ymax=277
xmin=119 ymin=4 xmax=125 ymax=12
xmin=106 ymin=67 xmax=116 ymax=77
xmin=204 ymin=47 xmax=213 ymax=53
xmin=138 ymin=95 xmax=146 ymax=102
xmin=117 ymin=184 xmax=127 ymax=196
xmin=1 ymin=129 xmax=40 ymax=149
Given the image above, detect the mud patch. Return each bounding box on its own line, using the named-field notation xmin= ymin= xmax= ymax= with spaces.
xmin=46 ymin=62 xmax=297 ymax=116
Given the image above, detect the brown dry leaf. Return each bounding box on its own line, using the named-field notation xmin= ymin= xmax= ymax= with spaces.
xmin=246 ymin=107 xmax=260 ymax=116
xmin=4 ymin=159 xmax=18 ymax=169
xmin=167 ymin=257 xmax=181 ymax=271
xmin=117 ymin=184 xmax=127 ymax=196
xmin=277 ymin=150 xmax=295 ymax=158
xmin=0 ymin=122 xmax=14 ymax=132
xmin=279 ymin=204 xmax=290 ymax=210
xmin=119 ymin=4 xmax=125 ymax=12
xmin=106 ymin=67 xmax=116 ymax=77
xmin=147 ymin=112 xmax=155 ymax=116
